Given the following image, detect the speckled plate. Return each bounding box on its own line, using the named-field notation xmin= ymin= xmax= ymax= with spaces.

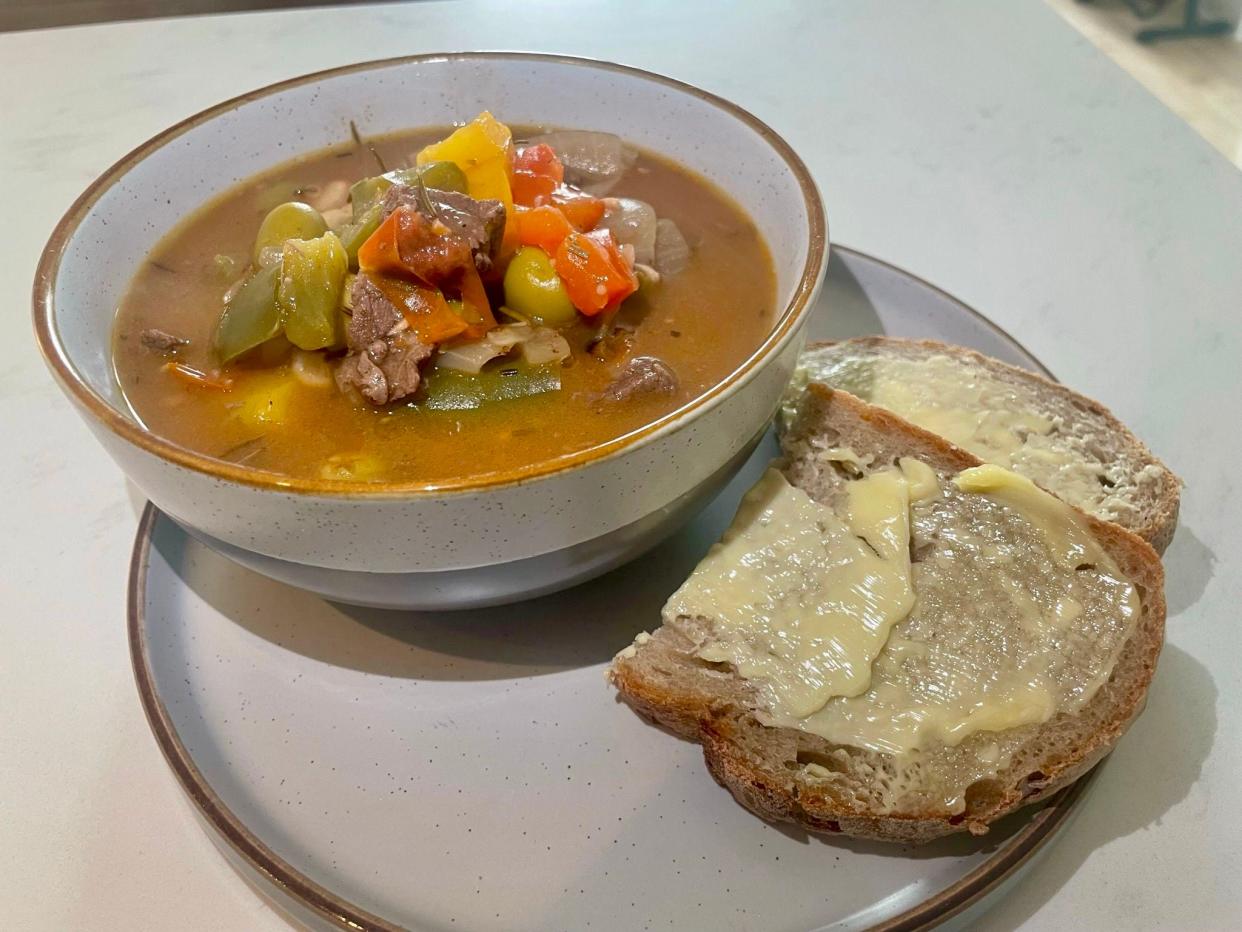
xmin=130 ymin=247 xmax=1089 ymax=932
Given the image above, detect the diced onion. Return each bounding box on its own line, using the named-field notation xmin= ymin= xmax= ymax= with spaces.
xmin=520 ymin=329 xmax=571 ymax=366
xmin=435 ymin=324 xmax=538 ymax=373
xmin=654 ymin=218 xmax=690 ymax=276
xmin=597 ymin=197 xmax=657 ymax=266
xmin=291 ymin=349 xmax=333 ymax=388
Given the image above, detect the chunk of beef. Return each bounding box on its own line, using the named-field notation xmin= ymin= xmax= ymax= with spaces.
xmin=381 ymin=186 xmax=505 ymax=272
xmin=335 ymin=331 xmax=432 ymax=406
xmin=599 ymin=356 xmax=678 ymax=403
xmin=339 ymin=273 xmax=434 ymax=405
xmin=335 ymin=349 xmax=387 ymax=405
xmin=140 ymin=328 xmax=188 ymax=353
xmin=347 ymin=273 xmax=402 ymax=350
xmin=375 ymin=331 xmax=433 ymax=402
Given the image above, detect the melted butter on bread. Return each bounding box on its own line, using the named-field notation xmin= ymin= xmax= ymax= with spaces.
xmin=672 ymin=469 xmax=915 ymax=716
xmin=668 ymin=461 xmax=1140 ymax=796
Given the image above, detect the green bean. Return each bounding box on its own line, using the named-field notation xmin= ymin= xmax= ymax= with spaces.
xmin=213 ymin=264 xmax=282 ymax=362
xmin=253 ymin=202 xmax=328 ymax=266
xmin=277 ymin=232 xmax=349 ymax=351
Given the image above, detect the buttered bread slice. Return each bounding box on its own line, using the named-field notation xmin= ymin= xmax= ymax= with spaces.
xmin=780 ymin=338 xmax=1181 ymax=552
xmin=611 ymin=386 xmax=1165 ymax=843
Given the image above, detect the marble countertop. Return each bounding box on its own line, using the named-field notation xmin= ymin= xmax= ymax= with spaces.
xmin=2 ymin=1 xmax=1237 ymax=928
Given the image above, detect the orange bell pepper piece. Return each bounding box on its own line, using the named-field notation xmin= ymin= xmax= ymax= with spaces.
xmin=356 ymin=208 xmax=405 ymax=277
xmin=457 ymin=263 xmax=498 ymax=340
xmin=515 ymin=205 xmax=574 ymax=254
xmin=371 ymin=276 xmax=468 ymax=345
xmin=553 ymin=230 xmax=637 ymax=316
xmin=551 ymin=185 xmax=605 ymax=231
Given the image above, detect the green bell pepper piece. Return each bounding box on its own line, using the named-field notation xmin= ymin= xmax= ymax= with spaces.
xmin=418 ymin=362 xmax=561 ymax=411
xmin=383 ymin=160 xmax=469 ymax=195
xmin=348 ymin=176 xmax=394 ymax=218
xmin=253 ymin=202 xmax=328 ymax=266
xmin=277 ymin=232 xmax=349 ymax=351
xmin=336 ymin=202 xmax=384 ymax=269
xmin=213 ymin=264 xmax=282 ymax=363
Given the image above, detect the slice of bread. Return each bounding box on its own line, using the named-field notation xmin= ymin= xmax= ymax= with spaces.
xmin=780 ymin=338 xmax=1181 ymax=553
xmin=611 ymin=385 xmax=1166 ymax=843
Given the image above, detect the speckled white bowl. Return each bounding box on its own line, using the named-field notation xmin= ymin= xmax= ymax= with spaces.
xmin=35 ymin=53 xmax=827 ymax=609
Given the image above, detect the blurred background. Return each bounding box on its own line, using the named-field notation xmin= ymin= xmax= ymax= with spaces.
xmin=8 ymin=0 xmax=1237 ymax=169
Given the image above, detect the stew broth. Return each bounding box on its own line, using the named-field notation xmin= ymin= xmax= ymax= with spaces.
xmin=113 ymin=127 xmax=776 ymax=484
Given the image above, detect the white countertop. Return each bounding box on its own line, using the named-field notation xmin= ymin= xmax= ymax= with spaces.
xmin=2 ymin=1 xmax=1238 ymax=928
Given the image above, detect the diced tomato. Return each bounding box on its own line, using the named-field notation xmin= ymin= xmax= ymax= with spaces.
xmin=515 ymin=205 xmax=575 ymax=254
xmin=553 ymin=230 xmax=638 ymax=316
xmin=586 ymin=227 xmax=639 ymax=296
xmin=371 ymin=276 xmax=468 ymax=345
xmin=514 ymin=143 xmax=564 ymax=183
xmin=511 ymin=170 xmax=558 ymax=208
xmin=550 ymin=185 xmax=605 ymax=231
xmin=358 ymin=206 xmax=474 ymax=287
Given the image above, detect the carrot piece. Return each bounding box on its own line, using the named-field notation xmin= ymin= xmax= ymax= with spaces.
xmin=514 ymin=143 xmax=564 ymax=183
xmin=511 ymin=170 xmax=558 ymax=208
xmin=515 ymin=205 xmax=575 ymax=254
xmin=553 ymin=230 xmax=637 ymax=316
xmin=457 ymin=263 xmax=498 ymax=340
xmin=372 ymin=276 xmax=468 ymax=345
xmin=164 ymin=361 xmax=233 ymax=390
xmin=551 ymin=185 xmax=605 ymax=231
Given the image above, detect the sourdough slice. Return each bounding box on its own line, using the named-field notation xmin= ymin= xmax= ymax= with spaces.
xmin=611 ymin=386 xmax=1166 ymax=843
xmin=779 ymin=337 xmax=1181 ymax=553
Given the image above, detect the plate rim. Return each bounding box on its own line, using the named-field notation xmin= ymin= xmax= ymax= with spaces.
xmin=127 ymin=246 xmax=1085 ymax=932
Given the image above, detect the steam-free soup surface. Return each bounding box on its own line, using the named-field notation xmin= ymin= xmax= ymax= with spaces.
xmin=113 ymin=123 xmax=776 ymax=484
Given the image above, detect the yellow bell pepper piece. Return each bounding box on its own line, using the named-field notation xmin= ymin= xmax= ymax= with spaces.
xmin=235 ymin=371 xmax=298 ymax=427
xmin=417 ymin=111 xmax=516 ymax=251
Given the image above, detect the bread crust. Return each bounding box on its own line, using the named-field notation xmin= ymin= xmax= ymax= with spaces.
xmin=796 ymin=337 xmax=1182 ymax=553
xmin=611 ymin=386 xmax=1167 ymax=844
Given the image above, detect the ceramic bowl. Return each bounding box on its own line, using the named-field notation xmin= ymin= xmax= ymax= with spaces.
xmin=34 ymin=53 xmax=827 ymax=609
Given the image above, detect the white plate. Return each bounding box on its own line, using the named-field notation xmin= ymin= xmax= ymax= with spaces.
xmin=130 ymin=247 xmax=1084 ymax=932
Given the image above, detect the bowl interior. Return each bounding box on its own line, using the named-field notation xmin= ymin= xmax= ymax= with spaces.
xmin=45 ymin=54 xmax=822 ymax=430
